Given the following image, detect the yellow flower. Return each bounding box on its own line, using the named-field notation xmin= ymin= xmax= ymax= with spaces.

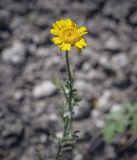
xmin=50 ymin=19 xmax=88 ymax=52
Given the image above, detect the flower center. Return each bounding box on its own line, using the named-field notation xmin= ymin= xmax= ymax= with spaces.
xmin=59 ymin=28 xmax=80 ymax=44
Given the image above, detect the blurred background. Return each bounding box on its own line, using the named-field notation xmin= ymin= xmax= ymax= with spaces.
xmin=0 ymin=0 xmax=137 ymax=160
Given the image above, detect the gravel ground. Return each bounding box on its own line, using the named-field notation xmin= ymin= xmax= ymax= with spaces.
xmin=0 ymin=0 xmax=137 ymax=160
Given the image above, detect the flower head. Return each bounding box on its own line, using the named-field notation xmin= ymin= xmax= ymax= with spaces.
xmin=50 ymin=19 xmax=88 ymax=52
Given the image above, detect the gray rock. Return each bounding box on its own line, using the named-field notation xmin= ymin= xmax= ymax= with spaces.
xmin=92 ymin=109 xmax=100 ymax=119
xmin=111 ymin=53 xmax=128 ymax=69
xmin=103 ymin=0 xmax=131 ymax=20
xmin=104 ymin=145 xmax=116 ymax=159
xmin=2 ymin=41 xmax=26 ymax=64
xmin=128 ymin=10 xmax=137 ymax=26
xmin=14 ymin=91 xmax=24 ymax=101
xmin=99 ymin=54 xmax=110 ymax=67
xmin=96 ymin=90 xmax=112 ymax=109
xmin=73 ymin=150 xmax=83 ymax=160
xmin=0 ymin=103 xmax=7 ymax=119
xmin=1 ymin=120 xmax=24 ymax=148
xmin=74 ymin=80 xmax=91 ymax=95
xmin=74 ymin=101 xmax=91 ymax=120
xmin=111 ymin=103 xmax=121 ymax=112
xmin=33 ymin=81 xmax=57 ymax=98
xmin=74 ymin=80 xmax=87 ymax=91
xmin=95 ymin=119 xmax=105 ymax=128
xmin=104 ymin=36 xmax=121 ymax=52
xmin=39 ymin=133 xmax=48 ymax=144
xmin=35 ymin=47 xmax=50 ymax=57
xmin=32 ymin=113 xmax=58 ymax=132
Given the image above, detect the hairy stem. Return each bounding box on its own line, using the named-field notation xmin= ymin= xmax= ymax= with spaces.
xmin=65 ymin=51 xmax=73 ymax=128
xmin=55 ymin=51 xmax=74 ymax=160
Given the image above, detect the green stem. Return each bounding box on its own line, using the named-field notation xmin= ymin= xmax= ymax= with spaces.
xmin=55 ymin=144 xmax=62 ymax=160
xmin=55 ymin=51 xmax=74 ymax=160
xmin=65 ymin=51 xmax=73 ymax=127
xmin=66 ymin=51 xmax=72 ymax=80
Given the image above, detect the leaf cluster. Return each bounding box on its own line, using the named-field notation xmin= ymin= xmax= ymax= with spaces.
xmin=103 ymin=102 xmax=137 ymax=144
xmin=52 ymin=77 xmax=81 ymax=159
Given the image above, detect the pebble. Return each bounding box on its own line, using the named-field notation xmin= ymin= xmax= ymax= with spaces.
xmin=35 ymin=47 xmax=50 ymax=57
xmin=92 ymin=109 xmax=100 ymax=118
xmin=74 ymin=80 xmax=90 ymax=94
xmin=1 ymin=120 xmax=24 ymax=148
xmin=96 ymin=90 xmax=112 ymax=109
xmin=32 ymin=81 xmax=57 ymax=98
xmin=74 ymin=101 xmax=91 ymax=120
xmin=39 ymin=134 xmax=48 ymax=144
xmin=2 ymin=41 xmax=26 ymax=64
xmin=74 ymin=150 xmax=83 ymax=160
xmin=14 ymin=91 xmax=24 ymax=101
xmin=95 ymin=119 xmax=105 ymax=128
xmin=104 ymin=36 xmax=121 ymax=52
xmin=111 ymin=53 xmax=128 ymax=69
xmin=104 ymin=145 xmax=116 ymax=159
xmin=111 ymin=103 xmax=121 ymax=112
xmin=99 ymin=55 xmax=110 ymax=67
xmin=129 ymin=10 xmax=137 ymax=26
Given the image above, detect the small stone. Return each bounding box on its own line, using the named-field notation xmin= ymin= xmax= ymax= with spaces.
xmin=32 ymin=115 xmax=49 ymax=131
xmin=95 ymin=119 xmax=105 ymax=128
xmin=113 ymin=77 xmax=132 ymax=89
xmin=2 ymin=41 xmax=26 ymax=64
xmin=1 ymin=120 xmax=24 ymax=148
xmin=0 ymin=103 xmax=7 ymax=119
xmin=39 ymin=134 xmax=48 ymax=144
xmin=128 ymin=10 xmax=137 ymax=26
xmin=99 ymin=55 xmax=110 ymax=67
xmin=32 ymin=101 xmax=46 ymax=116
xmin=74 ymin=150 xmax=83 ymax=160
xmin=82 ymin=62 xmax=91 ymax=72
xmin=74 ymin=101 xmax=91 ymax=120
xmin=92 ymin=109 xmax=100 ymax=118
xmin=96 ymin=90 xmax=112 ymax=109
xmin=14 ymin=91 xmax=24 ymax=100
xmin=111 ymin=53 xmax=128 ymax=69
xmin=111 ymin=103 xmax=121 ymax=112
xmin=104 ymin=36 xmax=121 ymax=52
xmin=74 ymin=80 xmax=89 ymax=93
xmin=35 ymin=47 xmax=50 ymax=57
xmin=33 ymin=81 xmax=57 ymax=98
xmin=104 ymin=145 xmax=116 ymax=159
xmin=45 ymin=56 xmax=62 ymax=68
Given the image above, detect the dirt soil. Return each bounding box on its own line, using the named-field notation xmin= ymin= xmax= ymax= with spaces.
xmin=0 ymin=0 xmax=137 ymax=160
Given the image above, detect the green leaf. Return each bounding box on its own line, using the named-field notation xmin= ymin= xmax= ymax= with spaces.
xmin=103 ymin=101 xmax=137 ymax=144
xmin=132 ymin=114 xmax=137 ymax=133
xmin=103 ymin=122 xmax=117 ymax=144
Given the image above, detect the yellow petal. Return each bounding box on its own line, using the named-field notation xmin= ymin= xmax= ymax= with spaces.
xmin=79 ymin=26 xmax=87 ymax=36
xmin=66 ymin=19 xmax=72 ymax=27
xmin=59 ymin=43 xmax=71 ymax=52
xmin=80 ymin=38 xmax=87 ymax=47
xmin=79 ymin=26 xmax=87 ymax=32
xmin=52 ymin=23 xmax=59 ymax=30
xmin=50 ymin=29 xmax=58 ymax=35
xmin=65 ymin=44 xmax=71 ymax=51
xmin=75 ymin=38 xmax=87 ymax=49
xmin=59 ymin=42 xmax=65 ymax=48
xmin=71 ymin=21 xmax=78 ymax=29
xmin=59 ymin=42 xmax=65 ymax=51
xmin=75 ymin=41 xmax=83 ymax=48
xmin=52 ymin=37 xmax=62 ymax=44
xmin=56 ymin=20 xmax=66 ymax=29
